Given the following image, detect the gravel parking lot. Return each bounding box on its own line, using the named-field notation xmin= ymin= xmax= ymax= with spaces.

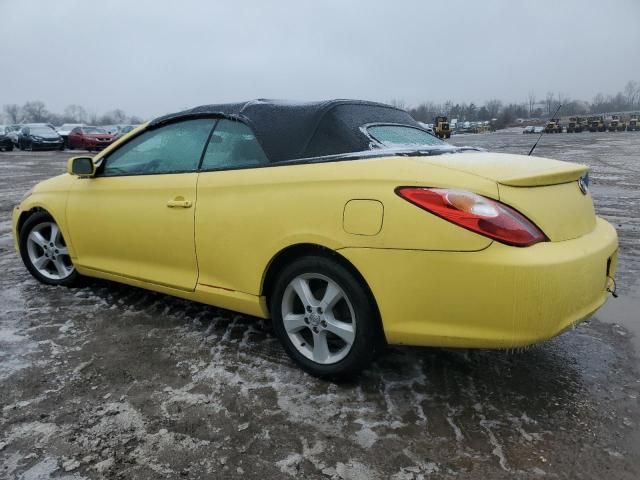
xmin=1 ymin=132 xmax=639 ymax=479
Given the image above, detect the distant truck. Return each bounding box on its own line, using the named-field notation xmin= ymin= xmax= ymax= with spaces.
xmin=566 ymin=116 xmax=586 ymax=133
xmin=588 ymin=116 xmax=606 ymax=132
xmin=628 ymin=114 xmax=639 ymax=132
xmin=433 ymin=116 xmax=451 ymax=139
xmin=544 ymin=118 xmax=562 ymax=133
xmin=607 ymin=115 xmax=626 ymax=132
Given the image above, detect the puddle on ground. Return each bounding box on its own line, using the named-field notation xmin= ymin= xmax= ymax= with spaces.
xmin=595 ymin=281 xmax=640 ymax=352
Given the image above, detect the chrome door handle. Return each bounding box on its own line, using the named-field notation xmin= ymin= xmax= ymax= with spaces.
xmin=167 ymin=198 xmax=192 ymax=208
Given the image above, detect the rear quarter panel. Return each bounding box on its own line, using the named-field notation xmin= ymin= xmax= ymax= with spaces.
xmin=195 ymin=157 xmax=497 ymax=295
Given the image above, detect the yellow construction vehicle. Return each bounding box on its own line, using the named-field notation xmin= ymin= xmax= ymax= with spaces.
xmin=433 ymin=116 xmax=451 ymax=139
xmin=544 ymin=118 xmax=562 ymax=133
xmin=628 ymin=113 xmax=639 ymax=131
xmin=588 ymin=116 xmax=606 ymax=132
xmin=567 ymin=116 xmax=585 ymax=133
xmin=608 ymin=115 xmax=626 ymax=132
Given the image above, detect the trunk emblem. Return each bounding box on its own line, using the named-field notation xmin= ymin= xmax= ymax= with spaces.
xmin=578 ymin=173 xmax=589 ymax=195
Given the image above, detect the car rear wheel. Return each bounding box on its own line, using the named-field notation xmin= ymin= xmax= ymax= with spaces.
xmin=270 ymin=255 xmax=382 ymax=379
xmin=19 ymin=212 xmax=82 ymax=287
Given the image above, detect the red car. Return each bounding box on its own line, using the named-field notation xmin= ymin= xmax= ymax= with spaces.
xmin=67 ymin=126 xmax=115 ymax=151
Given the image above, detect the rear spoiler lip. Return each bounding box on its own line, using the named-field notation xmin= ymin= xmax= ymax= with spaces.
xmin=497 ymin=164 xmax=589 ymax=187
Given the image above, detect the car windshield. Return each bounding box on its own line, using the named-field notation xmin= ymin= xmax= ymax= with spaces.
xmin=84 ymin=127 xmax=107 ymax=134
xmin=367 ymin=124 xmax=445 ymax=148
xmin=31 ymin=127 xmax=56 ymax=135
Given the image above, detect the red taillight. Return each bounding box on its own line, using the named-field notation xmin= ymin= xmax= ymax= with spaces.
xmin=396 ymin=187 xmax=548 ymax=247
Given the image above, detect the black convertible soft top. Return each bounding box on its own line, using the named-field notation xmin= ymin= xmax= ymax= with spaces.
xmin=149 ymin=99 xmax=425 ymax=162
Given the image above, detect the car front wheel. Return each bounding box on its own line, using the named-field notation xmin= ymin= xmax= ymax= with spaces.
xmin=270 ymin=255 xmax=382 ymax=379
xmin=19 ymin=212 xmax=82 ymax=287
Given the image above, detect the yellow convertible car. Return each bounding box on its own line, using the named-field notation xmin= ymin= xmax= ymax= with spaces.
xmin=12 ymin=99 xmax=618 ymax=377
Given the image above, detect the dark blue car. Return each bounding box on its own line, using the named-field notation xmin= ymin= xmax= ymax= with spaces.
xmin=18 ymin=124 xmax=64 ymax=151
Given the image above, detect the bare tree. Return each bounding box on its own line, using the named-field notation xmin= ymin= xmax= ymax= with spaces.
xmin=624 ymin=81 xmax=639 ymax=108
xmin=556 ymin=92 xmax=570 ymax=110
xmin=22 ymin=101 xmax=48 ymax=122
xmin=105 ymin=109 xmax=127 ymax=124
xmin=485 ymin=99 xmax=502 ymax=119
xmin=3 ymin=104 xmax=21 ymax=123
xmin=389 ymin=99 xmax=406 ymax=110
xmin=527 ymin=91 xmax=536 ymax=116
xmin=545 ymin=92 xmax=554 ymax=115
xmin=64 ymin=105 xmax=88 ymax=123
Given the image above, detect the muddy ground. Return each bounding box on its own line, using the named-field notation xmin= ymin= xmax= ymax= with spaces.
xmin=0 ymin=131 xmax=639 ymax=479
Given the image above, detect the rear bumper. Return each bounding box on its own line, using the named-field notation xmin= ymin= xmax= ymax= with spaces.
xmin=339 ymin=217 xmax=618 ymax=348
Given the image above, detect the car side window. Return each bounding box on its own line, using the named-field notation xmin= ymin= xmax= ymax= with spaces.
xmin=201 ymin=119 xmax=268 ymax=171
xmin=101 ymin=119 xmax=215 ymax=176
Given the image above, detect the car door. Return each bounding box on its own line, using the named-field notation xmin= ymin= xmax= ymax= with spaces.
xmin=19 ymin=127 xmax=29 ymax=148
xmin=195 ymin=119 xmax=270 ymax=293
xmin=66 ymin=119 xmax=216 ymax=290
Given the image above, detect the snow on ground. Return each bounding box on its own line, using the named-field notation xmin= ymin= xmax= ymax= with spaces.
xmin=1 ymin=136 xmax=640 ymax=479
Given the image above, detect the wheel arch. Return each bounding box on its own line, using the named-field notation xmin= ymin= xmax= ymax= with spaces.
xmin=261 ymin=243 xmax=386 ymax=343
xmin=17 ymin=206 xmax=48 ymax=237
xmin=16 ymin=206 xmax=71 ymax=256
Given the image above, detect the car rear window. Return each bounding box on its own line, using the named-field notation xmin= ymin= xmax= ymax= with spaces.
xmin=367 ymin=125 xmax=444 ymax=148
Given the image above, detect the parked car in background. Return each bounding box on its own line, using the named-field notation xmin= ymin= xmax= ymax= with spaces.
xmin=56 ymin=124 xmax=85 ymax=147
xmin=17 ymin=124 xmax=64 ymax=151
xmin=67 ymin=126 xmax=115 ymax=151
xmin=6 ymin=125 xmax=23 ymax=146
xmin=522 ymin=126 xmax=535 ymax=134
xmin=0 ymin=126 xmax=15 ymax=151
xmin=102 ymin=125 xmax=120 ymax=135
xmin=113 ymin=124 xmax=139 ymax=138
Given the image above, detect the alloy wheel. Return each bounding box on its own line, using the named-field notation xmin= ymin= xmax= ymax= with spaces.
xmin=26 ymin=221 xmax=74 ymax=280
xmin=281 ymin=273 xmax=356 ymax=364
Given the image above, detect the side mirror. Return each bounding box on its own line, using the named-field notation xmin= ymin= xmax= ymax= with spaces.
xmin=67 ymin=156 xmax=96 ymax=177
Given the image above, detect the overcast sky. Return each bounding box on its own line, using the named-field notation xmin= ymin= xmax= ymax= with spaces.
xmin=1 ymin=0 xmax=639 ymax=119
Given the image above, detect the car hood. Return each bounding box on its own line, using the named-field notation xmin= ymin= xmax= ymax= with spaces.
xmin=85 ymin=133 xmax=113 ymax=138
xmin=31 ymin=173 xmax=74 ymax=195
xmin=31 ymin=133 xmax=60 ymax=139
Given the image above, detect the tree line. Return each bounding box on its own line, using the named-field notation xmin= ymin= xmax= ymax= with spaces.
xmin=1 ymin=101 xmax=143 ymax=126
xmin=4 ymin=80 xmax=640 ymax=129
xmin=397 ymin=80 xmax=640 ymax=129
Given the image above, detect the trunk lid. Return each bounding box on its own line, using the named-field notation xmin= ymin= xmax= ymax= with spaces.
xmin=422 ymin=152 xmax=588 ymax=187
xmin=422 ymin=152 xmax=595 ymax=241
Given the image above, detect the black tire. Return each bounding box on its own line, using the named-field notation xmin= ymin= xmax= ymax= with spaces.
xmin=270 ymin=255 xmax=383 ymax=379
xmin=19 ymin=211 xmax=83 ymax=287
